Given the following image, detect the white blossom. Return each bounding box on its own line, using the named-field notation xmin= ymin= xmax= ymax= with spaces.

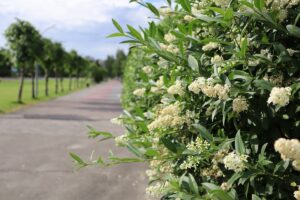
xmin=167 ymin=80 xmax=185 ymax=96
xmin=133 ymin=88 xmax=146 ymax=97
xmin=160 ymin=43 xmax=179 ymax=54
xmin=233 ymin=96 xmax=249 ymax=113
xmin=164 ymin=33 xmax=176 ymax=43
xmin=184 ymin=15 xmax=194 ymax=22
xmin=223 ymin=152 xmax=248 ymax=172
xmin=188 ymin=77 xmax=206 ymax=94
xmin=202 ymin=42 xmax=219 ymax=51
xmin=211 ymin=55 xmax=224 ymax=66
xmin=221 ymin=182 xmax=231 ymax=191
xmin=214 ymin=0 xmax=230 ymax=7
xmin=115 ymin=134 xmax=129 ymax=146
xmin=292 ymin=160 xmax=300 ymax=171
xmin=295 ymin=187 xmax=300 ymax=200
xmin=143 ymin=66 xmax=153 ymax=74
xmin=159 ymin=7 xmax=172 ymax=16
xmin=274 ymin=138 xmax=300 ymax=161
xmin=267 ymin=87 xmax=292 ymax=107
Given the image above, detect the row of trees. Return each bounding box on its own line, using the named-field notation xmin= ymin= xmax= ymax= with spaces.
xmin=1 ymin=19 xmax=127 ymax=103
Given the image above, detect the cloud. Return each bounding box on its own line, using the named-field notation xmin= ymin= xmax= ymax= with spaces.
xmin=0 ymin=0 xmax=142 ymax=28
xmin=0 ymin=0 xmax=165 ymax=58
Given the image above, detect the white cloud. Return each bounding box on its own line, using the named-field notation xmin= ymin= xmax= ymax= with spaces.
xmin=0 ymin=0 xmax=165 ymax=58
xmin=0 ymin=0 xmax=141 ymax=28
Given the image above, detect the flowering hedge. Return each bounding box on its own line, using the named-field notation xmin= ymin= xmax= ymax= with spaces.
xmin=74 ymin=0 xmax=300 ymax=199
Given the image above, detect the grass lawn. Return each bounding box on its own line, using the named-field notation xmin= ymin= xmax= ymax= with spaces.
xmin=0 ymin=78 xmax=87 ymax=114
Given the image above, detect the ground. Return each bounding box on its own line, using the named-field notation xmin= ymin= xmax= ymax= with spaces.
xmin=0 ymin=78 xmax=86 ymax=114
xmin=0 ymin=79 xmax=147 ymax=200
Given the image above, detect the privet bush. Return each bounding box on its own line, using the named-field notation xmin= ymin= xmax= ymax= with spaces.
xmin=74 ymin=0 xmax=300 ymax=199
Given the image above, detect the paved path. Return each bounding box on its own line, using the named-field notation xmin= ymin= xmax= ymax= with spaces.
xmin=0 ymin=80 xmax=147 ymax=200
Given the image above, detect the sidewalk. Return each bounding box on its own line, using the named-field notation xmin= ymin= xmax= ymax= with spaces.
xmin=0 ymin=80 xmax=147 ymax=200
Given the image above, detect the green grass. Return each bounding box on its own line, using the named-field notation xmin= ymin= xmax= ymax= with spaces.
xmin=0 ymin=78 xmax=87 ymax=114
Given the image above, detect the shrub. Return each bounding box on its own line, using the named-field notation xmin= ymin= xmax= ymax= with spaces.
xmin=75 ymin=0 xmax=300 ymax=199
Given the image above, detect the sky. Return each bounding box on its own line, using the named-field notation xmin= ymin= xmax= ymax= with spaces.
xmin=0 ymin=0 xmax=165 ymax=59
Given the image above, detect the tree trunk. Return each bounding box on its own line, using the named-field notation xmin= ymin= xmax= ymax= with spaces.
xmin=31 ymin=70 xmax=35 ymax=99
xmin=60 ymin=76 xmax=64 ymax=92
xmin=45 ymin=70 xmax=49 ymax=96
xmin=55 ymin=68 xmax=59 ymax=95
xmin=76 ymin=74 xmax=79 ymax=88
xmin=69 ymin=74 xmax=72 ymax=91
xmin=17 ymin=67 xmax=25 ymax=103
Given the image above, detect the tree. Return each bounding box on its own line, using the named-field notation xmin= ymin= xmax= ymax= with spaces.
xmin=5 ymin=19 xmax=42 ymax=102
xmin=68 ymin=50 xmax=78 ymax=91
xmin=39 ymin=38 xmax=54 ymax=96
xmin=52 ymin=42 xmax=64 ymax=94
xmin=0 ymin=48 xmax=12 ymax=77
xmin=104 ymin=55 xmax=115 ymax=78
xmin=112 ymin=49 xmax=127 ymax=77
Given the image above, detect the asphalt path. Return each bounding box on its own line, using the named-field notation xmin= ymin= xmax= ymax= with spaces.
xmin=0 ymin=79 xmax=147 ymax=200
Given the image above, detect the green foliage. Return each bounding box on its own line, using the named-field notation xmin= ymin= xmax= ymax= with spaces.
xmin=0 ymin=48 xmax=12 ymax=77
xmin=79 ymin=0 xmax=300 ymax=199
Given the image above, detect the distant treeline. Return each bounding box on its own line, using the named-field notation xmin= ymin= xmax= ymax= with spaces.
xmin=0 ymin=19 xmax=127 ymax=102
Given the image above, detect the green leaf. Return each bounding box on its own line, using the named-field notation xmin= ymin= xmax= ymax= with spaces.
xmin=177 ymin=0 xmax=191 ymax=12
xmin=224 ymin=8 xmax=234 ymax=21
xmin=254 ymin=0 xmax=265 ymax=10
xmin=69 ymin=152 xmax=87 ymax=167
xmin=253 ymin=79 xmax=274 ymax=91
xmin=235 ymin=130 xmax=245 ymax=155
xmin=127 ymin=25 xmax=143 ymax=41
xmin=192 ymin=124 xmax=213 ymax=141
xmin=107 ymin=32 xmax=126 ymax=38
xmin=87 ymin=126 xmax=114 ymax=141
xmin=202 ymin=183 xmax=234 ymax=200
xmin=188 ymin=174 xmax=199 ymax=195
xmin=126 ymin=143 xmax=144 ymax=158
xmin=252 ymin=194 xmax=261 ymax=200
xmin=112 ymin=19 xmax=124 ymax=33
xmin=146 ymin=3 xmax=160 ymax=17
xmin=188 ymin=55 xmax=199 ymax=72
xmin=286 ymin=24 xmax=300 ymax=38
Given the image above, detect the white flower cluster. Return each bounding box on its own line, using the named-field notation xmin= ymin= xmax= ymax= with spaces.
xmin=274 ymin=138 xmax=300 ymax=171
xmin=151 ymin=76 xmax=165 ymax=94
xmin=186 ymin=137 xmax=210 ymax=152
xmin=148 ymin=102 xmax=186 ymax=131
xmin=233 ymin=96 xmax=249 ymax=113
xmin=180 ymin=155 xmax=201 ymax=170
xmin=110 ymin=116 xmax=123 ymax=126
xmin=146 ymin=182 xmax=169 ymax=197
xmin=188 ymin=77 xmax=230 ymax=100
xmin=143 ymin=66 xmax=153 ymax=74
xmin=167 ymin=80 xmax=185 ymax=96
xmin=184 ymin=15 xmax=194 ymax=22
xmin=133 ymin=88 xmax=146 ymax=97
xmin=202 ymin=149 xmax=228 ymax=178
xmin=214 ymin=0 xmax=230 ymax=7
xmin=191 ymin=1 xmax=211 ymax=15
xmin=211 ymin=55 xmax=224 ymax=66
xmin=223 ymin=152 xmax=248 ymax=172
xmin=221 ymin=182 xmax=232 ymax=191
xmin=160 ymin=43 xmax=179 ymax=54
xmin=202 ymin=42 xmax=220 ymax=51
xmin=267 ymin=87 xmax=292 ymax=107
xmin=115 ymin=134 xmax=129 ymax=146
xmin=266 ymin=0 xmax=300 ymax=9
xmin=164 ymin=33 xmax=176 ymax=43
xmin=188 ymin=77 xmax=206 ymax=94
xmin=159 ymin=7 xmax=172 ymax=17
xmin=264 ymin=74 xmax=284 ymax=86
xmin=202 ymin=165 xmax=224 ymax=178
xmin=295 ymin=187 xmax=300 ymax=200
